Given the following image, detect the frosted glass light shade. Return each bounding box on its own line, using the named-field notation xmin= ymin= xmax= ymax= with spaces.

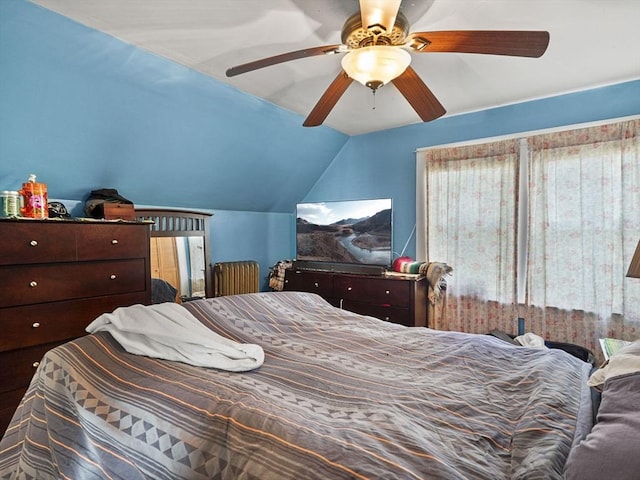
xmin=341 ymin=46 xmax=411 ymax=89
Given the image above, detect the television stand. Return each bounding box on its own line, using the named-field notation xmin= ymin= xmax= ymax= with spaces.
xmin=283 ymin=268 xmax=428 ymax=327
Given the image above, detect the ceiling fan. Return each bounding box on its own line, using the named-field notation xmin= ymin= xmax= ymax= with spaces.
xmin=226 ymin=0 xmax=549 ymax=128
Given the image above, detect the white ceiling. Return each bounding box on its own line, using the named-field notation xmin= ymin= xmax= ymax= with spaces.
xmin=30 ymin=0 xmax=640 ymax=135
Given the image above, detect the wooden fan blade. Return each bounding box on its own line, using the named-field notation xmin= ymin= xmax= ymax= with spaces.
xmin=359 ymin=0 xmax=402 ymax=33
xmin=391 ymin=66 xmax=446 ymax=122
xmin=303 ymin=71 xmax=354 ymax=127
xmin=226 ymin=44 xmax=343 ymax=77
xmin=408 ymin=30 xmax=550 ymax=58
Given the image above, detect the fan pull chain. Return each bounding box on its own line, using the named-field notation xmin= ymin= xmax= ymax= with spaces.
xmin=372 ymin=90 xmax=376 ymax=110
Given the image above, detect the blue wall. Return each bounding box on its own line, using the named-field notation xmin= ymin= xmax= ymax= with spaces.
xmin=2 ymin=0 xmax=639 ymax=289
xmin=0 ymin=0 xmax=348 ymax=213
xmin=211 ymin=210 xmax=292 ymax=290
xmin=307 ymin=81 xmax=640 ymax=260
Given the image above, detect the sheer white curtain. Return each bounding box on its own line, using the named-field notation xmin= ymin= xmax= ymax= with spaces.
xmin=420 ymin=118 xmax=640 ymax=356
xmin=524 ymin=119 xmax=640 ymax=350
xmin=424 ymin=140 xmax=519 ymax=332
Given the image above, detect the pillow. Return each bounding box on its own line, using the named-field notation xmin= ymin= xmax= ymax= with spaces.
xmin=588 ymin=340 xmax=640 ymax=388
xmin=564 ymin=371 xmax=640 ymax=480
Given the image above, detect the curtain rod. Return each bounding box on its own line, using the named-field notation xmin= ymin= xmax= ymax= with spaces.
xmin=414 ymin=114 xmax=640 ymax=153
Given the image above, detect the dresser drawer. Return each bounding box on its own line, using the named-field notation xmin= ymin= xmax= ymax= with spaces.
xmin=0 ymin=341 xmax=65 ymax=394
xmin=0 ymin=223 xmax=76 ymax=265
xmin=0 ymin=259 xmax=148 ymax=307
xmin=0 ymin=291 xmax=149 ymax=352
xmin=284 ymin=270 xmax=334 ymax=298
xmin=76 ymin=224 xmax=149 ymax=260
xmin=341 ymin=300 xmax=412 ymax=326
xmin=334 ymin=276 xmax=411 ymax=307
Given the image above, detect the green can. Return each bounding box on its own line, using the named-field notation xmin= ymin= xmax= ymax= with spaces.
xmin=0 ymin=190 xmax=21 ymax=217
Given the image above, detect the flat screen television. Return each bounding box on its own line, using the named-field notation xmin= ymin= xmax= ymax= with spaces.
xmin=296 ymin=198 xmax=392 ymax=268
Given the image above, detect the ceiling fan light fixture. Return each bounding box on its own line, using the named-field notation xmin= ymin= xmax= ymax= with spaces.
xmin=341 ymin=46 xmax=411 ymax=90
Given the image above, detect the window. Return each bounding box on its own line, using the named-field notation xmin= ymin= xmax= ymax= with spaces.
xmin=425 ymin=140 xmax=519 ymax=304
xmin=418 ymin=118 xmax=640 ymax=354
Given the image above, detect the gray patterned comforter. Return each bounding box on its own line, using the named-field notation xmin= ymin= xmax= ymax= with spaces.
xmin=0 ymin=292 xmax=593 ymax=479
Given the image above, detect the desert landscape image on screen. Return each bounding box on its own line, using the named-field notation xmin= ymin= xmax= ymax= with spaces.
xmin=296 ymin=199 xmax=392 ymax=266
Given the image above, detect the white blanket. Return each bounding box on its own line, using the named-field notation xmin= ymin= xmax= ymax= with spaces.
xmin=86 ymin=303 xmax=264 ymax=371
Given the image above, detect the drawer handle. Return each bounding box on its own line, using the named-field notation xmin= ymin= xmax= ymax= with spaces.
xmin=385 ymin=290 xmax=390 ymax=295
xmin=314 ymin=282 xmax=319 ymax=288
xmin=29 ymin=281 xmax=38 ymax=288
xmin=32 ymin=361 xmax=40 ymax=368
xmin=110 ymin=274 xmax=117 ymax=280
xmin=32 ymin=322 xmax=40 ymax=328
xmin=111 ymin=239 xmax=119 ymax=245
xmin=384 ymin=316 xmax=390 ymax=321
xmin=347 ymin=287 xmax=352 ymax=291
xmin=30 ymin=240 xmax=38 ymax=247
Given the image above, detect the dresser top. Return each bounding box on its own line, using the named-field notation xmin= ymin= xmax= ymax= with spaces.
xmin=0 ymin=217 xmax=151 ymax=225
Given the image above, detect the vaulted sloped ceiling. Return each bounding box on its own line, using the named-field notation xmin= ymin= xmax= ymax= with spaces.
xmin=28 ymin=0 xmax=640 ymax=135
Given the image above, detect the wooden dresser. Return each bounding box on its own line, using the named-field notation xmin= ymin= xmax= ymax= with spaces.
xmin=0 ymin=219 xmax=151 ymax=436
xmin=283 ymin=269 xmax=428 ymax=327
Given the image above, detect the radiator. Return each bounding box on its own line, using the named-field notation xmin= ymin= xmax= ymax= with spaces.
xmin=214 ymin=261 xmax=260 ymax=297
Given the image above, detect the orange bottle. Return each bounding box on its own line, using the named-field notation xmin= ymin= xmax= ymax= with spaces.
xmin=19 ymin=174 xmax=48 ymax=219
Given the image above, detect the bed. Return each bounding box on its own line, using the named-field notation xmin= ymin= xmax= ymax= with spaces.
xmin=0 ymin=291 xmax=597 ymax=479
